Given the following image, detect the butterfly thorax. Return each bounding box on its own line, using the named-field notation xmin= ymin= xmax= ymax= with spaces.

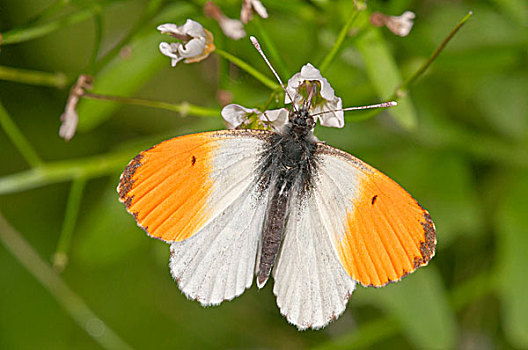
xmin=286 ymin=107 xmax=316 ymax=140
xmin=256 ymin=107 xmax=319 ymax=288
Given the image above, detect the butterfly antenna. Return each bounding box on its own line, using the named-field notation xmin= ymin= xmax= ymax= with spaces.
xmin=249 ymin=36 xmax=297 ymax=110
xmin=310 ymin=101 xmax=398 ymax=117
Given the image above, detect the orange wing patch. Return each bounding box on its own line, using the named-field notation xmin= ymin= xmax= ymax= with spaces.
xmin=118 ymin=133 xmax=217 ymax=242
xmin=336 ymin=169 xmax=436 ymax=287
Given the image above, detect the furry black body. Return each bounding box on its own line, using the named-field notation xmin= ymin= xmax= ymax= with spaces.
xmin=256 ymin=107 xmax=319 ymax=287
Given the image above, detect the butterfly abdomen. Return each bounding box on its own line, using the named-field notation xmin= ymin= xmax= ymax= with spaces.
xmin=256 ymin=130 xmax=318 ymax=288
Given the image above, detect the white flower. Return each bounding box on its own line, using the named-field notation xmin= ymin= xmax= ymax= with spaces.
xmin=241 ymin=0 xmax=269 ymax=24
xmin=218 ymin=17 xmax=246 ymax=40
xmin=285 ymin=63 xmax=344 ymax=128
xmin=157 ymin=19 xmax=215 ymax=67
xmin=59 ymin=75 xmax=93 ymax=141
xmin=370 ymin=11 xmax=415 ymax=37
xmin=204 ymin=1 xmax=246 ymax=40
xmin=221 ymin=104 xmax=288 ymax=129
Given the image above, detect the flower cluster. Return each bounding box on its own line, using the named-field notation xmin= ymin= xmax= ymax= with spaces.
xmin=370 ymin=11 xmax=416 ymax=37
xmin=158 ymin=20 xmax=215 ymax=67
xmin=222 ymin=63 xmax=344 ymax=130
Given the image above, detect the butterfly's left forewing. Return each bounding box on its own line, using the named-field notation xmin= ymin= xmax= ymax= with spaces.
xmin=118 ymin=129 xmax=273 ymax=305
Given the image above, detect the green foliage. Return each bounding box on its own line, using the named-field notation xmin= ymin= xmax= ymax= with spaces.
xmin=1 ymin=0 xmax=527 ymax=348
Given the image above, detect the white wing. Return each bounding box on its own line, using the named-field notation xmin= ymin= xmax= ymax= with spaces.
xmin=119 ymin=130 xmax=274 ymax=306
xmin=168 ymin=131 xmax=272 ymax=305
xmin=272 ymin=192 xmax=356 ymax=330
xmin=170 ymin=184 xmax=270 ymax=305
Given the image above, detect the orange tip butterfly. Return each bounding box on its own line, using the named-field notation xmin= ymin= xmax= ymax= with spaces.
xmin=117 ymin=36 xmax=436 ymax=330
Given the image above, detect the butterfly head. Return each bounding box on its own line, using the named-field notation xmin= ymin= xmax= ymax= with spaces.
xmin=287 ymin=106 xmax=315 ymax=139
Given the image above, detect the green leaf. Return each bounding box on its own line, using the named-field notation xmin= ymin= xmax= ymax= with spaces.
xmin=355 ymin=25 xmax=417 ymax=130
xmin=356 ymin=266 xmax=457 ymax=349
xmin=496 ymin=170 xmax=528 ymax=348
xmin=76 ymin=3 xmax=193 ymax=131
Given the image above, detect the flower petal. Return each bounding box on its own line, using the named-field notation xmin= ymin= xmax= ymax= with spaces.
xmin=259 ymin=108 xmax=289 ymax=127
xmin=251 ymin=0 xmax=268 ymax=19
xmin=181 ymin=19 xmax=207 ymax=37
xmin=300 ymin=63 xmax=336 ymax=101
xmin=219 ymin=17 xmax=246 ymax=40
xmin=178 ymin=37 xmax=206 ymax=57
xmin=285 ymin=63 xmax=336 ymax=104
xmin=221 ymin=104 xmax=259 ymax=128
xmin=316 ymin=97 xmax=344 ymax=128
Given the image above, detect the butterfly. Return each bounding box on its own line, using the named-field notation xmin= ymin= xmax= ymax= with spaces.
xmin=117 ymin=101 xmax=436 ymax=330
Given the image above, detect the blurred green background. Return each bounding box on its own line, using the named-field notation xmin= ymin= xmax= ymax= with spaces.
xmin=1 ymin=0 xmax=527 ymax=349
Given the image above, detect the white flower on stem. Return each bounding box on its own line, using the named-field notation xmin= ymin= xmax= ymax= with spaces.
xmin=204 ymin=1 xmax=246 ymax=40
xmin=370 ymin=11 xmax=416 ymax=37
xmin=241 ymin=0 xmax=269 ymax=24
xmin=59 ymin=74 xmax=93 ymax=141
xmin=221 ymin=104 xmax=288 ymax=129
xmin=157 ymin=19 xmax=215 ymax=67
xmin=285 ymin=63 xmax=344 ymax=128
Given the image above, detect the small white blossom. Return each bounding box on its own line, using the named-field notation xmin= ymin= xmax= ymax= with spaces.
xmin=219 ymin=17 xmax=246 ymax=40
xmin=285 ymin=63 xmax=344 ymax=128
xmin=59 ymin=75 xmax=93 ymax=141
xmin=241 ymin=0 xmax=269 ymax=24
xmin=370 ymin=11 xmax=415 ymax=37
xmin=221 ymin=104 xmax=288 ymax=129
xmin=157 ymin=19 xmax=215 ymax=67
xmin=260 ymin=108 xmax=288 ymax=128
xmin=204 ymin=1 xmax=246 ymax=40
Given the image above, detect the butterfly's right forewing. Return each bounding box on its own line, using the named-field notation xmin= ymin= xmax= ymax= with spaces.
xmin=315 ymin=144 xmax=436 ymax=287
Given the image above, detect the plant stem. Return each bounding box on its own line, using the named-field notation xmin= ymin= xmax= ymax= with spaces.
xmin=0 ymin=212 xmax=132 ymax=350
xmin=0 ymin=65 xmax=68 ymax=88
xmin=319 ymin=5 xmax=363 ymax=72
xmin=82 ymin=93 xmax=221 ymax=117
xmin=1 ymin=9 xmax=94 ymax=45
xmin=53 ymin=177 xmax=87 ymax=272
xmin=0 ymin=149 xmax=133 ymax=195
xmin=0 ymin=102 xmax=43 ymax=168
xmin=215 ymin=49 xmax=279 ymax=90
xmin=394 ymin=11 xmax=473 ymax=98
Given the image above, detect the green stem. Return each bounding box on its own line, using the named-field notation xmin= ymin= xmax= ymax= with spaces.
xmin=0 ymin=101 xmax=43 ymax=168
xmin=394 ymin=11 xmax=473 ymax=98
xmin=1 ymin=9 xmax=94 ymax=45
xmin=0 ymin=213 xmax=132 ymax=350
xmin=0 ymin=65 xmax=68 ymax=88
xmin=0 ymin=150 xmax=133 ymax=195
xmin=215 ymin=49 xmax=279 ymax=90
xmin=27 ymin=0 xmax=71 ymax=25
xmin=53 ymin=177 xmax=87 ymax=272
xmin=82 ymin=93 xmax=221 ymax=117
xmin=319 ymin=5 xmax=362 ymax=72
